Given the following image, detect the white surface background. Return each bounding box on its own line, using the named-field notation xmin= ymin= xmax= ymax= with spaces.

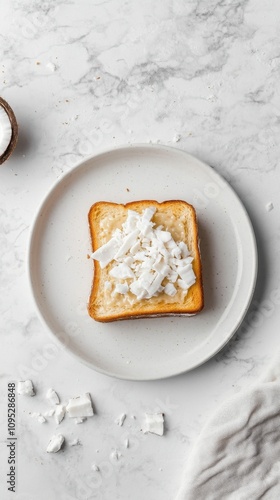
xmin=0 ymin=1 xmax=279 ymax=499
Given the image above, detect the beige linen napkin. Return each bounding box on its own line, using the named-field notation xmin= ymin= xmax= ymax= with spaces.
xmin=176 ymin=353 xmax=280 ymax=500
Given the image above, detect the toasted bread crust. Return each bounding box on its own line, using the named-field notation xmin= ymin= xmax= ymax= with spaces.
xmin=88 ymin=200 xmax=204 ymax=322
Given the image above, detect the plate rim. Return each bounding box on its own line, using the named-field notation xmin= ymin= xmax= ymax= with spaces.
xmin=27 ymin=143 xmax=258 ymax=380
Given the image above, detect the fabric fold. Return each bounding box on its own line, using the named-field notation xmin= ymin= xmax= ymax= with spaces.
xmin=176 ymin=356 xmax=280 ymax=500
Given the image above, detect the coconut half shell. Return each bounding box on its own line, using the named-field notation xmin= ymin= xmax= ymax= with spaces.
xmin=0 ymin=97 xmax=18 ymax=165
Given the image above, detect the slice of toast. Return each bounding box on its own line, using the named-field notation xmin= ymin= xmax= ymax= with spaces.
xmin=88 ymin=200 xmax=203 ymax=322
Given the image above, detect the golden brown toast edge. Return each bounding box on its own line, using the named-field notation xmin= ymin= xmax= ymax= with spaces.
xmin=88 ymin=200 xmax=204 ymax=322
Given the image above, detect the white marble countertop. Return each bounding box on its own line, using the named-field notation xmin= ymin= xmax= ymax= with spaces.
xmin=1 ymin=1 xmax=280 ymax=499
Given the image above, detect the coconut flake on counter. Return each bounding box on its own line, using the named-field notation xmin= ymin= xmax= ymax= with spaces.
xmin=74 ymin=417 xmax=87 ymax=424
xmin=124 ymin=438 xmax=129 ymax=448
xmin=91 ymin=207 xmax=196 ymax=300
xmin=30 ymin=412 xmax=46 ymax=423
xmin=54 ymin=405 xmax=66 ymax=425
xmin=172 ymin=133 xmax=181 ymax=143
xmin=69 ymin=438 xmax=81 ymax=447
xmin=91 ymin=464 xmax=100 ymax=472
xmin=46 ymin=434 xmax=65 ymax=453
xmin=111 ymin=449 xmax=122 ymax=461
xmin=66 ymin=393 xmax=94 ymax=418
xmin=17 ymin=380 xmax=35 ymax=396
xmin=44 ymin=409 xmax=55 ymax=418
xmin=46 ymin=62 xmax=57 ymax=72
xmin=142 ymin=413 xmax=164 ymax=436
xmin=115 ymin=413 xmax=126 ymax=426
xmin=46 ymin=388 xmax=60 ymax=405
xmin=266 ymin=202 xmax=274 ymax=212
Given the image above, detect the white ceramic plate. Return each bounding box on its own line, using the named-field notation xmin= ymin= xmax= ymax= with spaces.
xmin=28 ymin=144 xmax=257 ymax=380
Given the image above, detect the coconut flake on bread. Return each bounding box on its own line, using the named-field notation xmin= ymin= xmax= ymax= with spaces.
xmin=88 ymin=200 xmax=203 ymax=322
